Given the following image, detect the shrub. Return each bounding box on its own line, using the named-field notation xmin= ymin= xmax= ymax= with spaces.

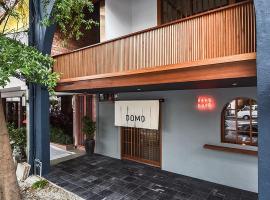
xmin=50 ymin=127 xmax=73 ymax=145
xmin=49 ymin=98 xmax=73 ymax=138
xmin=8 ymin=123 xmax=27 ymax=159
xmin=31 ymin=180 xmax=48 ymax=190
xmin=82 ymin=116 xmax=96 ymax=140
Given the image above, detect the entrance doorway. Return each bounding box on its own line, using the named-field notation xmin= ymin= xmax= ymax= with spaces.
xmin=73 ymin=94 xmax=96 ymax=148
xmin=121 ymin=127 xmax=161 ymax=167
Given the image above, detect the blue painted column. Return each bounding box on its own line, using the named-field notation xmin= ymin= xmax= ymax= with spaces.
xmin=28 ymin=84 xmax=50 ymax=174
xmin=28 ymin=0 xmax=56 ymax=175
xmin=254 ymin=0 xmax=270 ymax=199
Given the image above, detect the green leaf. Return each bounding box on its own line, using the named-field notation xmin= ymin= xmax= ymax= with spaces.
xmin=0 ymin=35 xmax=60 ymax=94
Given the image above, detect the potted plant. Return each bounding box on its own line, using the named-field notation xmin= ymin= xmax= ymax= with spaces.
xmin=82 ymin=116 xmax=96 ymax=155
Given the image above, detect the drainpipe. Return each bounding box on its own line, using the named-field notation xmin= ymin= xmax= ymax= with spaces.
xmin=27 ymin=83 xmax=36 ymax=174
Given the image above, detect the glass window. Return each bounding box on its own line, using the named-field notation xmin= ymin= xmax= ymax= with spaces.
xmin=222 ymin=98 xmax=258 ymax=146
xmin=159 ymin=0 xmax=247 ymax=24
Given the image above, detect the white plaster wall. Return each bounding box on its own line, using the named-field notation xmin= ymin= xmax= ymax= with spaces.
xmin=7 ymin=31 xmax=28 ymax=45
xmin=105 ymin=0 xmax=132 ymax=40
xmin=131 ymin=0 xmax=157 ymax=33
xmin=105 ymin=0 xmax=157 ymax=40
xmin=96 ymin=101 xmax=121 ymax=159
xmin=96 ymin=87 xmax=258 ymax=192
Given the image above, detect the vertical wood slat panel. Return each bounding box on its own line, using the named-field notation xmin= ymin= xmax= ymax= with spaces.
xmin=122 ymin=127 xmax=161 ymax=167
xmin=54 ymin=1 xmax=255 ymax=80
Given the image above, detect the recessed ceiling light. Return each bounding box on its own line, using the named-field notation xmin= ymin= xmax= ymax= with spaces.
xmin=137 ymin=88 xmax=141 ymax=91
xmin=232 ymin=83 xmax=238 ymax=86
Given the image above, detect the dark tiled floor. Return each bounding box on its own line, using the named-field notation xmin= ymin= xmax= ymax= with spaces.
xmin=45 ymin=154 xmax=258 ymax=200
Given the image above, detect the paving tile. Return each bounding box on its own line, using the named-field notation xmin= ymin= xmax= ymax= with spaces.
xmin=98 ymin=180 xmax=114 ymax=188
xmin=120 ymin=195 xmax=137 ymax=200
xmin=85 ymin=194 xmax=104 ymax=200
xmin=240 ymin=190 xmax=258 ymax=200
xmin=189 ymin=194 xmax=208 ymax=200
xmin=105 ymin=192 xmax=125 ymax=200
xmin=76 ymin=179 xmax=95 ymax=188
xmin=127 ymin=186 xmax=150 ymax=199
xmin=63 ymin=183 xmax=79 ymax=191
xmin=98 ymin=189 xmax=114 ymax=197
xmin=173 ymin=191 xmax=192 ymax=199
xmin=144 ymin=190 xmax=161 ymax=199
xmin=109 ymin=184 xmax=131 ymax=195
xmin=47 ymin=154 xmax=258 ymax=200
xmin=124 ymin=176 xmax=138 ymax=182
xmin=71 ymin=187 xmax=89 ymax=196
xmin=90 ymin=185 xmax=108 ymax=194
xmin=138 ymin=194 xmax=155 ymax=200
xmin=79 ymin=190 xmax=97 ymax=199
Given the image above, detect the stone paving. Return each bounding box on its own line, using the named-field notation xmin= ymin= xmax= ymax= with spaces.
xmin=45 ymin=154 xmax=258 ymax=200
xmin=50 ymin=144 xmax=75 ymax=161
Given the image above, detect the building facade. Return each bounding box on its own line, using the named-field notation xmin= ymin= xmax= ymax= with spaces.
xmin=52 ymin=0 xmax=260 ymax=194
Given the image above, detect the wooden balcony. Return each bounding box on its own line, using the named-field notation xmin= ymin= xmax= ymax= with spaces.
xmin=54 ymin=1 xmax=256 ymax=92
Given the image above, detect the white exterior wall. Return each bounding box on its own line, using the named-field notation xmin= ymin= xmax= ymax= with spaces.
xmin=105 ymin=0 xmax=132 ymax=40
xmin=96 ymin=87 xmax=258 ymax=193
xmin=7 ymin=31 xmax=28 ymax=45
xmin=105 ymin=0 xmax=157 ymax=40
xmin=96 ymin=101 xmax=120 ymax=159
xmin=131 ymin=0 xmax=157 ymax=33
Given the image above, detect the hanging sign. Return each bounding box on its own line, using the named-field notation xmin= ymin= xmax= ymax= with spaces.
xmin=115 ymin=100 xmax=160 ymax=130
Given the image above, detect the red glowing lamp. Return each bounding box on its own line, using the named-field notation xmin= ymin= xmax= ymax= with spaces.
xmin=197 ymin=96 xmax=216 ymax=111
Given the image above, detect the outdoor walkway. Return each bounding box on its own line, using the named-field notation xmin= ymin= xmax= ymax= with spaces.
xmin=50 ymin=144 xmax=85 ymax=165
xmin=45 ymin=154 xmax=258 ymax=200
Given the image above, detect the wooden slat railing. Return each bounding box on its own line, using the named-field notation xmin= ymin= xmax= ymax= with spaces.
xmin=53 ymin=1 xmax=255 ymax=80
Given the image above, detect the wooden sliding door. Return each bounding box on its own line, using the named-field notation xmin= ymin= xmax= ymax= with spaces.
xmin=121 ymin=127 xmax=161 ymax=167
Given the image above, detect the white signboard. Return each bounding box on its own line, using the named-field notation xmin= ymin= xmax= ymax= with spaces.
xmin=115 ymin=100 xmax=160 ymax=130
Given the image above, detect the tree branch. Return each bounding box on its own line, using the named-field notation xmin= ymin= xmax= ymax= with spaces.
xmin=0 ymin=0 xmax=20 ymax=28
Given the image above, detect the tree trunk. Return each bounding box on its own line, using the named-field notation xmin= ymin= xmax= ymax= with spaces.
xmin=0 ymin=98 xmax=21 ymax=200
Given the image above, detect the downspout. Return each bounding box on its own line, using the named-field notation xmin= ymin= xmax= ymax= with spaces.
xmin=27 ymin=83 xmax=36 ymax=173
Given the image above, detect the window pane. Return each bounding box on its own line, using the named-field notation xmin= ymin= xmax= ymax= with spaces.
xmin=237 ymin=127 xmax=251 ymax=144
xmin=224 ymin=119 xmax=237 ymax=143
xmin=251 ymin=119 xmax=258 ymax=145
xmin=224 ymin=130 xmax=237 ymax=143
xmin=252 ymin=132 xmax=258 ymax=146
xmin=237 ymin=101 xmax=252 ymax=120
xmin=237 ymin=133 xmax=251 ymax=145
xmin=250 ymin=101 xmax=258 ymax=119
xmin=237 ymin=119 xmax=251 ymax=132
xmin=222 ymin=98 xmax=258 ymax=147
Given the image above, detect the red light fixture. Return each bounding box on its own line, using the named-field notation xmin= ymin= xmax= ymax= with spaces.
xmin=197 ymin=96 xmax=216 ymax=111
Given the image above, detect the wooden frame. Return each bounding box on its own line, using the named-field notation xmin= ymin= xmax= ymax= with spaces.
xmin=204 ymin=144 xmax=257 ymax=156
xmin=56 ymin=54 xmax=256 ymax=92
xmin=157 ymin=0 xmax=162 ymax=25
xmin=156 ymin=0 xmax=246 ymax=26
xmin=99 ymin=0 xmax=106 ymax=42
xmin=221 ymin=97 xmax=258 ymax=147
xmin=73 ymin=94 xmax=95 ymax=147
xmin=120 ymin=102 xmax=162 ymax=168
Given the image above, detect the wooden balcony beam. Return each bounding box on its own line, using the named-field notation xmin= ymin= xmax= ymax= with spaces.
xmin=56 ymin=53 xmax=256 ymax=92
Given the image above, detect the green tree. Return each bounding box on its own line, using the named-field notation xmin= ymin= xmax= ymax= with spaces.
xmin=0 ymin=32 xmax=59 ymax=200
xmin=0 ymin=1 xmax=96 ymax=199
